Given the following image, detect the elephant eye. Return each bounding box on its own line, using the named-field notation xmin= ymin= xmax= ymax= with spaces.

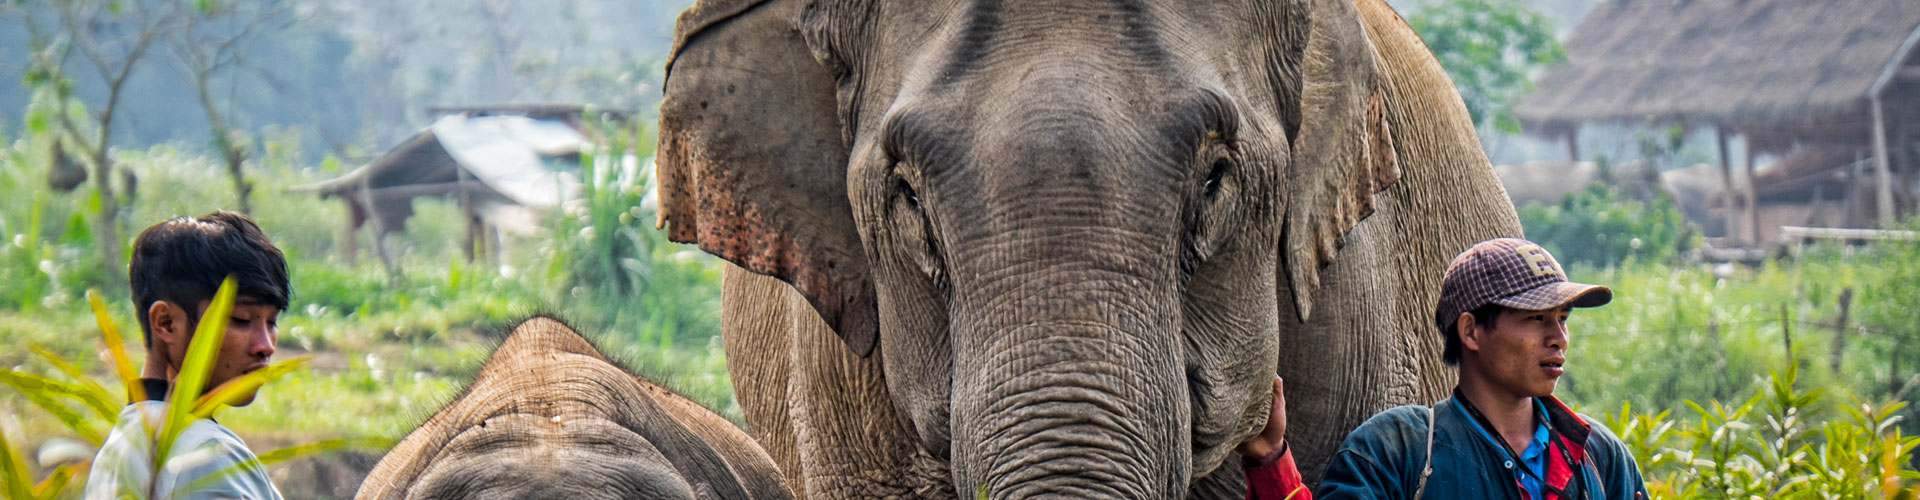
xmin=1203 ymin=158 xmax=1231 ymax=198
xmin=897 ymin=178 xmax=921 ymax=210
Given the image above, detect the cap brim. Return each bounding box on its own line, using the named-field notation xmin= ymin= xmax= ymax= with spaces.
xmin=1491 ymin=281 xmax=1613 ymax=311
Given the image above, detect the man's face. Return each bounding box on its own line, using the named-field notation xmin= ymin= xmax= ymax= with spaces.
xmin=1468 ymin=306 xmax=1571 ymax=398
xmin=167 ymin=297 xmax=281 ymax=406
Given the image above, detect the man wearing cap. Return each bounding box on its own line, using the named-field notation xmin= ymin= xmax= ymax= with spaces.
xmin=1240 ymin=238 xmax=1647 ymax=499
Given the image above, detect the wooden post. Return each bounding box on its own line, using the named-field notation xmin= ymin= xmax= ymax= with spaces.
xmin=1780 ymin=303 xmax=1794 ymax=362
xmin=342 ymin=199 xmax=363 ymax=265
xmin=1566 ymin=126 xmax=1581 ymax=163
xmin=1874 ymin=95 xmax=1897 ymax=226
xmin=1830 ymin=288 xmax=1852 ymax=374
xmin=456 ymin=166 xmax=476 ymax=263
xmin=1745 ymin=136 xmax=1761 ymax=242
xmin=1847 ymin=150 xmax=1865 ymax=227
xmin=1717 ymin=128 xmax=1740 ymax=240
xmin=359 ymin=179 xmax=401 ymax=284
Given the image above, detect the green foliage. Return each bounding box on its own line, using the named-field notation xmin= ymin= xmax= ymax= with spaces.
xmin=1852 ymin=221 xmax=1920 ymax=395
xmin=1407 ymin=0 xmax=1565 ymax=134
xmin=1518 ymin=185 xmax=1696 ymax=269
xmin=1607 ymin=366 xmax=1920 ymax=496
xmin=548 ymin=121 xmax=724 ymax=354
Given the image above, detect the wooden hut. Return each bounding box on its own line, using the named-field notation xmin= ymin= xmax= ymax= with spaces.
xmin=1517 ymin=0 xmax=1920 ymax=243
xmin=296 ymin=107 xmax=605 ymax=276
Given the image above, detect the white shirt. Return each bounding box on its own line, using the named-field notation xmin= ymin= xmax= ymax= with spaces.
xmin=83 ymin=401 xmax=283 ymax=500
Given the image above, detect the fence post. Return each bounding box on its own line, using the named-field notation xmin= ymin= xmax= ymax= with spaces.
xmin=1780 ymin=303 xmax=1793 ymax=360
xmin=1830 ymin=288 xmax=1852 ymax=374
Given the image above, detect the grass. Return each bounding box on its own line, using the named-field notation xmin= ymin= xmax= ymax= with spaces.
xmin=1 ymin=130 xmax=736 ymax=497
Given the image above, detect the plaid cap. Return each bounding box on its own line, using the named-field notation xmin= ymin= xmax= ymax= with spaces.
xmin=1434 ymin=238 xmax=1612 ymax=331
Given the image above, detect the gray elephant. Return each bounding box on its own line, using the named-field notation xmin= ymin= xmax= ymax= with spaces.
xmin=655 ymin=0 xmax=1521 ymax=497
xmin=355 ymin=317 xmax=791 ymax=499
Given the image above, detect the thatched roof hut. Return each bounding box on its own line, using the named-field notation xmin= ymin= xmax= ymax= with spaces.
xmin=1519 ymin=0 xmax=1920 ymax=130
xmin=1516 ymin=0 xmax=1920 ymax=241
xmin=295 ymin=108 xmax=604 ymax=275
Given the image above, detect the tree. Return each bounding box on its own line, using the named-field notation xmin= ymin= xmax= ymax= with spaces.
xmin=15 ymin=0 xmax=187 ymax=285
xmin=167 ymin=0 xmax=299 ymax=214
xmin=1407 ymin=0 xmax=1564 ymax=134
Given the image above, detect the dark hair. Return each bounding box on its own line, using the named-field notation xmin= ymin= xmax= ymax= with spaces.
xmin=130 ymin=211 xmax=290 ymax=347
xmin=1441 ymin=303 xmax=1506 ymax=365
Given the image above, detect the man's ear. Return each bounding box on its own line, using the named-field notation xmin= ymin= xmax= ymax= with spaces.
xmin=147 ymin=301 xmax=188 ymax=349
xmin=1455 ymin=312 xmax=1481 ymax=353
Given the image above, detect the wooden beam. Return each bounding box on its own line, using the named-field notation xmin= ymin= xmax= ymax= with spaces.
xmin=1873 ymin=96 xmax=1896 ymax=226
xmin=357 ymin=180 xmax=492 ymax=200
xmin=1781 ymin=225 xmax=1919 ymax=242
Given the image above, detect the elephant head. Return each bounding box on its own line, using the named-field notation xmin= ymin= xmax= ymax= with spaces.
xmin=356 ymin=317 xmax=790 ymax=499
xmin=659 ymin=0 xmax=1401 ymax=496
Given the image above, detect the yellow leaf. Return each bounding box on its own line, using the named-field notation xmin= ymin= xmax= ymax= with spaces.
xmin=192 ymin=356 xmax=311 ymax=420
xmin=31 ymin=463 xmax=83 ymax=498
xmin=0 ymin=424 xmax=33 ymax=500
xmin=88 ymin=290 xmax=145 ymax=404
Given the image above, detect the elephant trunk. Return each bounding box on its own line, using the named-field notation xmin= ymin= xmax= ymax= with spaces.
xmin=950 ymin=309 xmax=1190 ymax=498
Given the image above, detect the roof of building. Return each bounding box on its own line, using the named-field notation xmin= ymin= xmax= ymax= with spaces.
xmin=1516 ymin=0 xmax=1920 ymax=130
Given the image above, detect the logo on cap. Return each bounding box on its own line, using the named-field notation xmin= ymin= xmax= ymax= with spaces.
xmin=1517 ymin=244 xmax=1560 ymax=278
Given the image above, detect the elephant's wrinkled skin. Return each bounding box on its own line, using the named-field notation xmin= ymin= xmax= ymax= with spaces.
xmin=355 ymin=317 xmax=791 ymax=500
xmin=656 ymin=0 xmax=1520 ymax=497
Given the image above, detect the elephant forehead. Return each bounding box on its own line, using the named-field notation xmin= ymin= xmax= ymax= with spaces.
xmin=453 ymin=351 xmax=653 ymax=419
xmin=411 ymin=414 xmax=698 ymax=499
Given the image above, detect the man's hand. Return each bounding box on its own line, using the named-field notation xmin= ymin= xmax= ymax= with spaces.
xmin=1239 ymin=375 xmax=1289 ymax=460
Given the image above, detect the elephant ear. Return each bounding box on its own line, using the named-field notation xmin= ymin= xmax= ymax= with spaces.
xmin=658 ymin=0 xmax=879 ymax=356
xmin=1283 ymin=0 xmax=1402 ymax=322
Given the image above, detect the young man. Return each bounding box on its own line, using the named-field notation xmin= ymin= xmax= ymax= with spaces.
xmin=85 ymin=211 xmax=289 ymax=500
xmin=1242 ymin=238 xmax=1648 ymax=499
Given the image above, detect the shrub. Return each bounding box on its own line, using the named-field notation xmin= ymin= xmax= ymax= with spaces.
xmin=1605 ymin=365 xmax=1920 ymax=497
xmin=1519 ymin=185 xmax=1697 ymax=268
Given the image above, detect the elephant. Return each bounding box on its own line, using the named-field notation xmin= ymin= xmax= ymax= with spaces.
xmin=655 ymin=0 xmax=1521 ymax=497
xmin=355 ymin=317 xmax=792 ymax=499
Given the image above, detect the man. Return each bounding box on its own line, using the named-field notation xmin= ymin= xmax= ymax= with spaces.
xmin=85 ymin=211 xmax=289 ymax=499
xmin=1242 ymin=238 xmax=1647 ymax=499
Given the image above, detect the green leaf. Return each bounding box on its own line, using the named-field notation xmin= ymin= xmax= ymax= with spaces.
xmin=24 ymin=108 xmax=50 ymax=136
xmin=155 ymin=277 xmax=238 ymax=468
xmin=0 ymin=370 xmax=108 ymax=444
xmin=28 ymin=344 xmax=119 ymax=421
